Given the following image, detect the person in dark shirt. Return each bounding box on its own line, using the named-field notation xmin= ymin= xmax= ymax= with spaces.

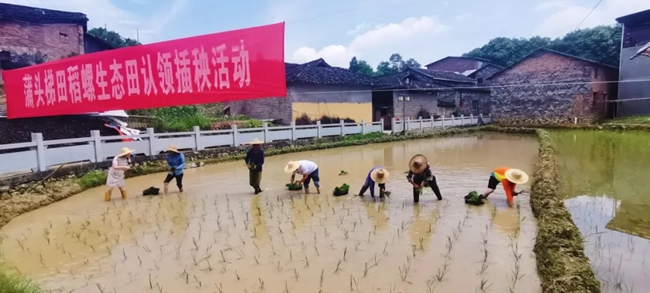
xmin=406 ymin=154 xmax=442 ymax=203
xmin=244 ymin=139 xmax=265 ymax=194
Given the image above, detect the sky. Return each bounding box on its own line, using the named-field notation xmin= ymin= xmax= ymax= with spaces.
xmin=4 ymin=0 xmax=650 ymax=68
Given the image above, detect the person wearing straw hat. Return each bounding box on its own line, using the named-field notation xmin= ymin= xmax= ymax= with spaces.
xmin=406 ymin=154 xmax=443 ymax=203
xmin=105 ymin=147 xmax=134 ymax=201
xmin=163 ymin=145 xmax=186 ymax=194
xmin=285 ymin=160 xmax=320 ymax=194
xmin=481 ymin=167 xmax=529 ymax=206
xmin=244 ymin=138 xmax=265 ymax=194
xmin=357 ymin=166 xmax=390 ymax=199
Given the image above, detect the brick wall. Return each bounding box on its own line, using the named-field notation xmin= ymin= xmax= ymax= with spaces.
xmin=426 ymin=58 xmax=482 ymax=72
xmin=0 ymin=20 xmax=84 ymax=60
xmin=490 ymin=51 xmax=603 ymax=124
xmin=224 ymin=97 xmax=291 ymax=124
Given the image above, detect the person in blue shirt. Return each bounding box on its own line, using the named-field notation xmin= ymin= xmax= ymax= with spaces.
xmin=164 ymin=145 xmax=186 ymax=194
xmin=357 ymin=167 xmax=390 ymax=199
xmin=244 ymin=139 xmax=265 ymax=194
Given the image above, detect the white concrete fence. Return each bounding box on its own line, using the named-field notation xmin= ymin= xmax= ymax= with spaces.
xmin=0 ymin=114 xmax=491 ymax=176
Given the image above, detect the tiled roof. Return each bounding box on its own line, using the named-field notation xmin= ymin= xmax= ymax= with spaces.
xmin=616 ymin=9 xmax=650 ymax=26
xmin=424 ymin=56 xmax=495 ymax=67
xmin=285 ymin=58 xmax=375 ymax=86
xmin=0 ymin=3 xmax=88 ymax=25
xmin=409 ymin=68 xmax=476 ymax=83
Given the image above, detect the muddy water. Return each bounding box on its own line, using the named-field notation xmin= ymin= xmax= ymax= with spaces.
xmin=554 ymin=130 xmax=650 ymax=292
xmin=0 ymin=133 xmax=541 ymax=293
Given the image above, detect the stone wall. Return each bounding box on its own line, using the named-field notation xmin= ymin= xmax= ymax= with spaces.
xmin=224 ymin=97 xmax=291 ymax=124
xmin=489 ymin=51 xmax=606 ymax=124
xmin=392 ymin=90 xmax=439 ymax=119
xmin=0 ymin=20 xmax=84 ymax=60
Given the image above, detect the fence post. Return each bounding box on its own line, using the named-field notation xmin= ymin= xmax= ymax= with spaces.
xmin=418 ymin=117 xmax=423 ymax=130
xmin=263 ymin=123 xmax=269 ymax=143
xmin=391 ymin=118 xmax=396 ymax=134
xmin=31 ymin=133 xmax=46 ymax=172
xmin=146 ymin=128 xmax=156 ymax=155
xmin=442 ymin=116 xmax=446 ymax=128
xmin=91 ymin=130 xmax=102 ymax=162
xmin=461 ymin=114 xmax=465 ymax=125
xmin=316 ymin=121 xmax=322 ymax=139
xmin=193 ymin=126 xmax=203 ymax=151
xmin=361 ymin=119 xmax=366 ymax=134
xmin=405 ymin=117 xmax=410 ymax=132
xmin=290 ymin=122 xmax=296 ymax=141
xmin=340 ymin=120 xmax=345 ymax=136
xmin=231 ymin=124 xmax=239 ymax=147
xmin=379 ymin=118 xmax=384 ymax=133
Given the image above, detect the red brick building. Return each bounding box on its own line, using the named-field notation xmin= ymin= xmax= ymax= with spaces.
xmin=0 ymin=3 xmax=89 ymax=61
xmin=488 ymin=48 xmax=619 ymax=123
xmin=424 ymin=56 xmax=503 ymax=79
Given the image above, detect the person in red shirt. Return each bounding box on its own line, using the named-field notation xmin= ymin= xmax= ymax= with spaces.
xmin=481 ymin=167 xmax=529 ymax=206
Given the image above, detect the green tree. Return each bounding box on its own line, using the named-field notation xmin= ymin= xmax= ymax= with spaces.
xmin=375 ymin=53 xmax=422 ymax=75
xmin=88 ymin=27 xmax=141 ymax=48
xmin=349 ymin=57 xmax=375 ymax=76
xmin=463 ymin=25 xmax=622 ymax=67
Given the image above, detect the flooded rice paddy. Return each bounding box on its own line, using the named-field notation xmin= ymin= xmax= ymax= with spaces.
xmin=555 ymin=130 xmax=650 ymax=292
xmin=0 ymin=133 xmax=541 ymax=293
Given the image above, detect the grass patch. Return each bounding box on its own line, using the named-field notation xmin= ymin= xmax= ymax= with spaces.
xmin=130 ymin=106 xmax=263 ymax=131
xmin=0 ymin=266 xmax=41 ymax=293
xmin=607 ymin=115 xmax=650 ymax=125
xmin=77 ymin=170 xmax=107 ymax=189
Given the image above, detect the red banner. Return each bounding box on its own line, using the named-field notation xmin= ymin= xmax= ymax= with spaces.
xmin=3 ymin=22 xmax=286 ymax=119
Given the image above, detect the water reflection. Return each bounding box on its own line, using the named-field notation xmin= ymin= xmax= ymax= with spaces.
xmin=554 ymin=130 xmax=650 ymax=292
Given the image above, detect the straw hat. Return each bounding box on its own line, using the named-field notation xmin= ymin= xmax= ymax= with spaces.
xmin=244 ymin=138 xmax=264 ymax=145
xmin=166 ymin=145 xmax=179 ymax=153
xmin=370 ymin=168 xmax=390 ymax=184
xmin=408 ymin=154 xmax=429 ymax=173
xmin=505 ymin=169 xmax=529 ymax=185
xmin=284 ymin=161 xmax=301 ymax=173
xmin=117 ymin=147 xmax=135 ymax=157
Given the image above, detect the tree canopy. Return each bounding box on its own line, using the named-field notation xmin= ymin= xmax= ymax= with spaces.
xmin=349 ymin=53 xmax=422 ymax=76
xmin=463 ymin=25 xmax=621 ymax=67
xmin=88 ymin=27 xmax=141 ymax=48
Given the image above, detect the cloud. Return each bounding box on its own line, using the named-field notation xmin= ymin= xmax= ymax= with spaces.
xmin=347 ymin=23 xmax=369 ymax=35
xmin=455 ymin=13 xmax=472 ymax=21
xmin=535 ymin=0 xmax=650 ymax=37
xmin=291 ymin=16 xmax=450 ymax=67
xmin=0 ymin=0 xmax=187 ymax=43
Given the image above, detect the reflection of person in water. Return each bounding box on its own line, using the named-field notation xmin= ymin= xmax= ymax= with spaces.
xmin=406 ymin=154 xmax=443 ymax=203
xmin=409 ymin=204 xmax=439 ymax=251
xmin=481 ymin=167 xmax=529 ymax=206
xmin=250 ymin=195 xmax=269 ymax=244
xmin=364 ymin=201 xmax=389 ymax=231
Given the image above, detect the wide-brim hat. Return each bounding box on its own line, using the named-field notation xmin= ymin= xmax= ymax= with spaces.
xmin=244 ymin=138 xmax=264 ymax=145
xmin=370 ymin=168 xmax=390 ymax=184
xmin=408 ymin=154 xmax=428 ymax=173
xmin=505 ymin=168 xmax=529 ymax=185
xmin=166 ymin=145 xmax=179 ymax=153
xmin=118 ymin=147 xmax=135 ymax=157
xmin=284 ymin=161 xmax=300 ymax=173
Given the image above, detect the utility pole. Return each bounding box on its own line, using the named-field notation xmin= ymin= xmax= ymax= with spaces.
xmin=136 ymin=29 xmax=140 ymax=42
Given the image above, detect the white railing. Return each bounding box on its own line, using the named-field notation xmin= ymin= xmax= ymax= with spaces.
xmin=391 ymin=114 xmax=491 ymax=132
xmin=0 ymin=114 xmax=490 ymax=176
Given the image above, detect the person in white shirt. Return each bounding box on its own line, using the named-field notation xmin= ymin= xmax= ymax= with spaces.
xmin=284 ymin=160 xmax=321 ymax=194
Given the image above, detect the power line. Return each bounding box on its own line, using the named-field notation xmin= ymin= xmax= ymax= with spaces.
xmin=575 ymin=0 xmax=603 ymax=30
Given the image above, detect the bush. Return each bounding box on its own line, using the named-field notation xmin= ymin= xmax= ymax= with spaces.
xmin=0 ymin=266 xmax=41 ymax=293
xmin=295 ymin=114 xmax=356 ymax=125
xmin=77 ymin=170 xmax=107 ymax=189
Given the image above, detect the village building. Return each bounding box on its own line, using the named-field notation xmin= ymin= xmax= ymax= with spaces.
xmin=488 ymin=48 xmax=619 ymax=124
xmin=615 ymin=9 xmax=650 ymax=117
xmin=424 ymin=56 xmax=503 ymax=81
xmin=224 ymin=59 xmax=375 ymax=125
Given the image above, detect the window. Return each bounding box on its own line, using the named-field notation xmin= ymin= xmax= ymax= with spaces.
xmin=477 ymin=78 xmax=484 ymax=84
xmin=472 ymin=100 xmax=479 ymax=111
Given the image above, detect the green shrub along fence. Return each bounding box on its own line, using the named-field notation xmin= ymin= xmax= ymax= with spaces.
xmin=0 ymin=266 xmax=41 ymax=293
xmin=0 ymin=126 xmax=601 ymax=293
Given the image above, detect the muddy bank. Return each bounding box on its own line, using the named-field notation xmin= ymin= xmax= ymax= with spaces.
xmin=0 ymin=127 xmax=479 ymax=230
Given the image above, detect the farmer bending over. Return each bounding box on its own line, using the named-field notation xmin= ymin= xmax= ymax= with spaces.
xmin=105 ymin=147 xmax=134 ymax=201
xmin=285 ymin=160 xmax=320 ymax=194
xmin=358 ymin=167 xmax=390 ymax=199
xmin=244 ymin=138 xmax=265 ymax=194
xmin=481 ymin=167 xmax=528 ymax=206
xmin=406 ymin=154 xmax=442 ymax=203
xmin=164 ymin=145 xmax=186 ymax=194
